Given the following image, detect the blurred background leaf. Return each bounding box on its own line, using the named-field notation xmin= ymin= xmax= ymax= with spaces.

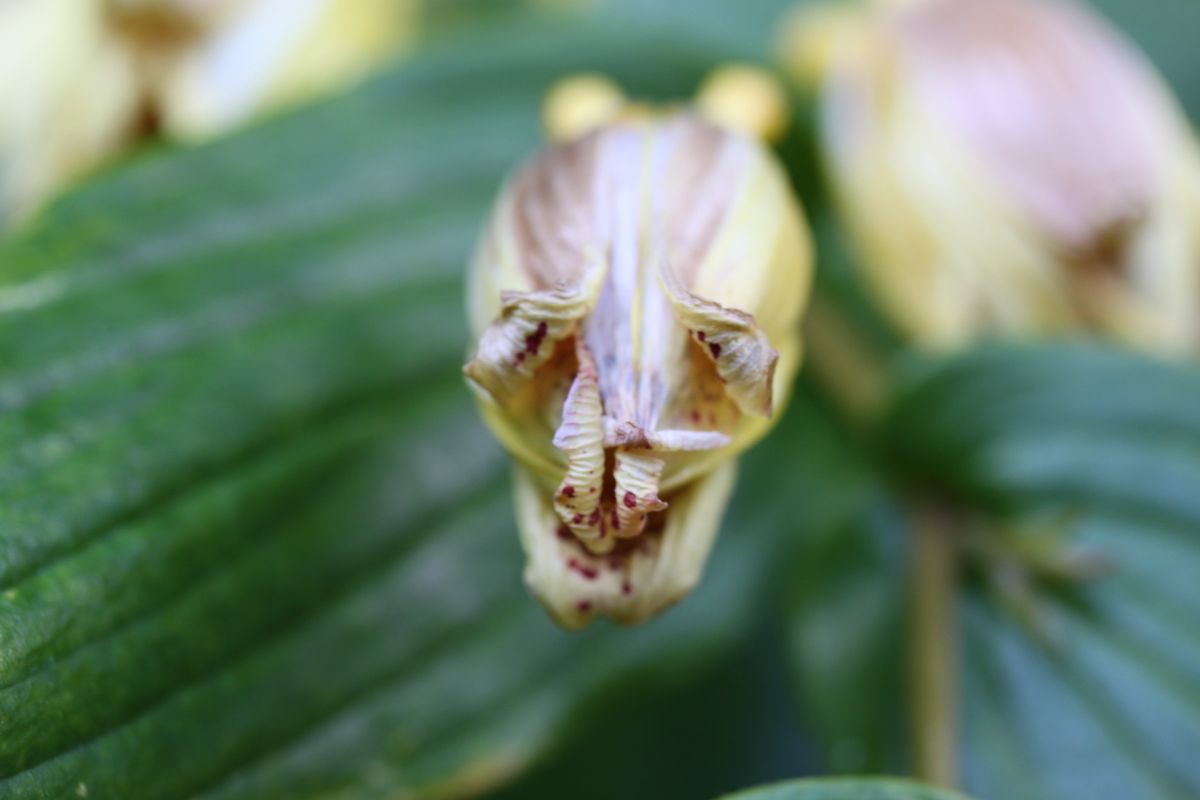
xmin=887 ymin=346 xmax=1200 ymax=800
xmin=717 ymin=777 xmax=973 ymax=800
xmin=780 ymin=346 xmax=1200 ymax=800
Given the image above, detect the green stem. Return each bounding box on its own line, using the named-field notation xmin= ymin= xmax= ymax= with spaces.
xmin=911 ymin=503 xmax=958 ymax=788
xmin=802 ymin=293 xmax=889 ymax=429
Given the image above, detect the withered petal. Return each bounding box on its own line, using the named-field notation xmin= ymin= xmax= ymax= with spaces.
xmin=515 ymin=461 xmax=737 ymax=629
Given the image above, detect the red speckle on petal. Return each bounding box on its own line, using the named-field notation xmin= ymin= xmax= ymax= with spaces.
xmin=568 ymin=559 xmax=599 ymax=580
xmin=610 ymin=509 xmax=620 ymax=530
xmin=588 ymin=508 xmax=602 ymax=525
xmin=696 ymin=331 xmax=706 ymax=342
xmin=621 ymin=581 xmax=632 ymax=595
xmin=524 ymin=321 xmax=549 ymax=355
xmin=561 ymin=485 xmax=575 ymax=498
xmin=622 ymin=491 xmax=637 ymax=508
xmin=572 ymin=513 xmax=583 ymax=524
xmin=577 ymin=600 xmax=592 ymax=612
xmin=708 ymin=342 xmax=722 ymax=359
xmin=555 ymin=524 xmax=571 ymax=541
xmin=689 ymin=409 xmax=700 ymax=424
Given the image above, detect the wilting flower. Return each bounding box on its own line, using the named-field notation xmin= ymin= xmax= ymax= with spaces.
xmin=0 ymin=0 xmax=413 ymax=221
xmin=464 ymin=87 xmax=813 ymax=628
xmin=780 ymin=0 xmax=1200 ymax=352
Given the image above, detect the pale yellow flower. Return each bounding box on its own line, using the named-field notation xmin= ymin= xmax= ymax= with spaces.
xmin=145 ymin=0 xmax=415 ymax=139
xmin=465 ymin=85 xmax=812 ymax=628
xmin=781 ymin=0 xmax=1200 ymax=352
xmin=0 ymin=0 xmax=141 ymax=220
xmin=0 ymin=0 xmax=414 ymax=221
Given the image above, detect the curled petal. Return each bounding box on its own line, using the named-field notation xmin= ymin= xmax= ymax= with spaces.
xmin=463 ymin=262 xmax=602 ymax=405
xmin=661 ymin=269 xmax=780 ymax=416
xmin=551 ymin=341 xmax=608 ymax=550
xmin=603 ymin=421 xmax=731 ymax=452
xmin=612 ymin=449 xmax=668 ymax=538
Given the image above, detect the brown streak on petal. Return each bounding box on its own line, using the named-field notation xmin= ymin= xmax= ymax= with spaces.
xmin=512 ymin=132 xmax=604 ymax=289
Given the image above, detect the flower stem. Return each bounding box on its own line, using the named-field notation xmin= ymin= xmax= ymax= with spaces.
xmin=802 ymin=294 xmax=889 ymax=428
xmin=911 ymin=502 xmax=958 ymax=787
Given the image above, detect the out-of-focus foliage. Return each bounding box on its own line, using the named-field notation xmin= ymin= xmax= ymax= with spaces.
xmin=782 ymin=345 xmax=1200 ymax=799
xmin=888 ymin=346 xmax=1200 ymax=800
xmin=717 ymin=777 xmax=973 ymax=800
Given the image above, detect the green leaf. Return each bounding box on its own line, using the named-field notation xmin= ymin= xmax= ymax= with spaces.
xmin=0 ymin=11 xmax=813 ymax=800
xmin=716 ymin=777 xmax=972 ymax=800
xmin=779 ymin=484 xmax=909 ymax=776
xmin=785 ymin=344 xmax=1200 ymax=799
xmin=887 ymin=345 xmax=1200 ymax=800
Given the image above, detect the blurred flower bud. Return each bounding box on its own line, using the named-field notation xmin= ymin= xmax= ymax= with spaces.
xmin=542 ymin=74 xmax=627 ymax=143
xmin=0 ymin=0 xmax=414 ymax=223
xmin=147 ymin=0 xmax=415 ymax=139
xmin=695 ymin=64 xmax=792 ymax=144
xmin=465 ymin=93 xmax=812 ymax=628
xmin=0 ymin=0 xmax=142 ymax=220
xmin=780 ymin=0 xmax=1200 ymax=352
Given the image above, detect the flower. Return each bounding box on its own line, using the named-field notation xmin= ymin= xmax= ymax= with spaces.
xmin=137 ymin=0 xmax=414 ymax=140
xmin=464 ymin=81 xmax=813 ymax=628
xmin=0 ymin=0 xmax=140 ymax=221
xmin=0 ymin=0 xmax=414 ymax=221
xmin=780 ymin=0 xmax=1200 ymax=352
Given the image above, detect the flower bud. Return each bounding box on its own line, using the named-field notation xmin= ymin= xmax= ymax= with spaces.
xmin=149 ymin=0 xmax=415 ymax=139
xmin=0 ymin=0 xmax=414 ymax=222
xmin=0 ymin=0 xmax=141 ymax=221
xmin=695 ymin=64 xmax=792 ymax=144
xmin=465 ymin=99 xmax=812 ymax=628
xmin=781 ymin=0 xmax=1200 ymax=352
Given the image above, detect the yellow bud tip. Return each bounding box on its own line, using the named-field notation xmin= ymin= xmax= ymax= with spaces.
xmin=774 ymin=2 xmax=871 ymax=89
xmin=695 ymin=64 xmax=790 ymax=144
xmin=541 ymin=73 xmax=626 ymax=143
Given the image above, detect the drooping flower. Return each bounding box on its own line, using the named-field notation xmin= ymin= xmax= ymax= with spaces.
xmin=465 ymin=81 xmax=813 ymax=628
xmin=780 ymin=0 xmax=1200 ymax=352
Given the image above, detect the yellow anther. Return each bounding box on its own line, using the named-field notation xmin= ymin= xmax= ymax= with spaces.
xmin=695 ymin=64 xmax=791 ymax=143
xmin=541 ymin=73 xmax=626 ymax=143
